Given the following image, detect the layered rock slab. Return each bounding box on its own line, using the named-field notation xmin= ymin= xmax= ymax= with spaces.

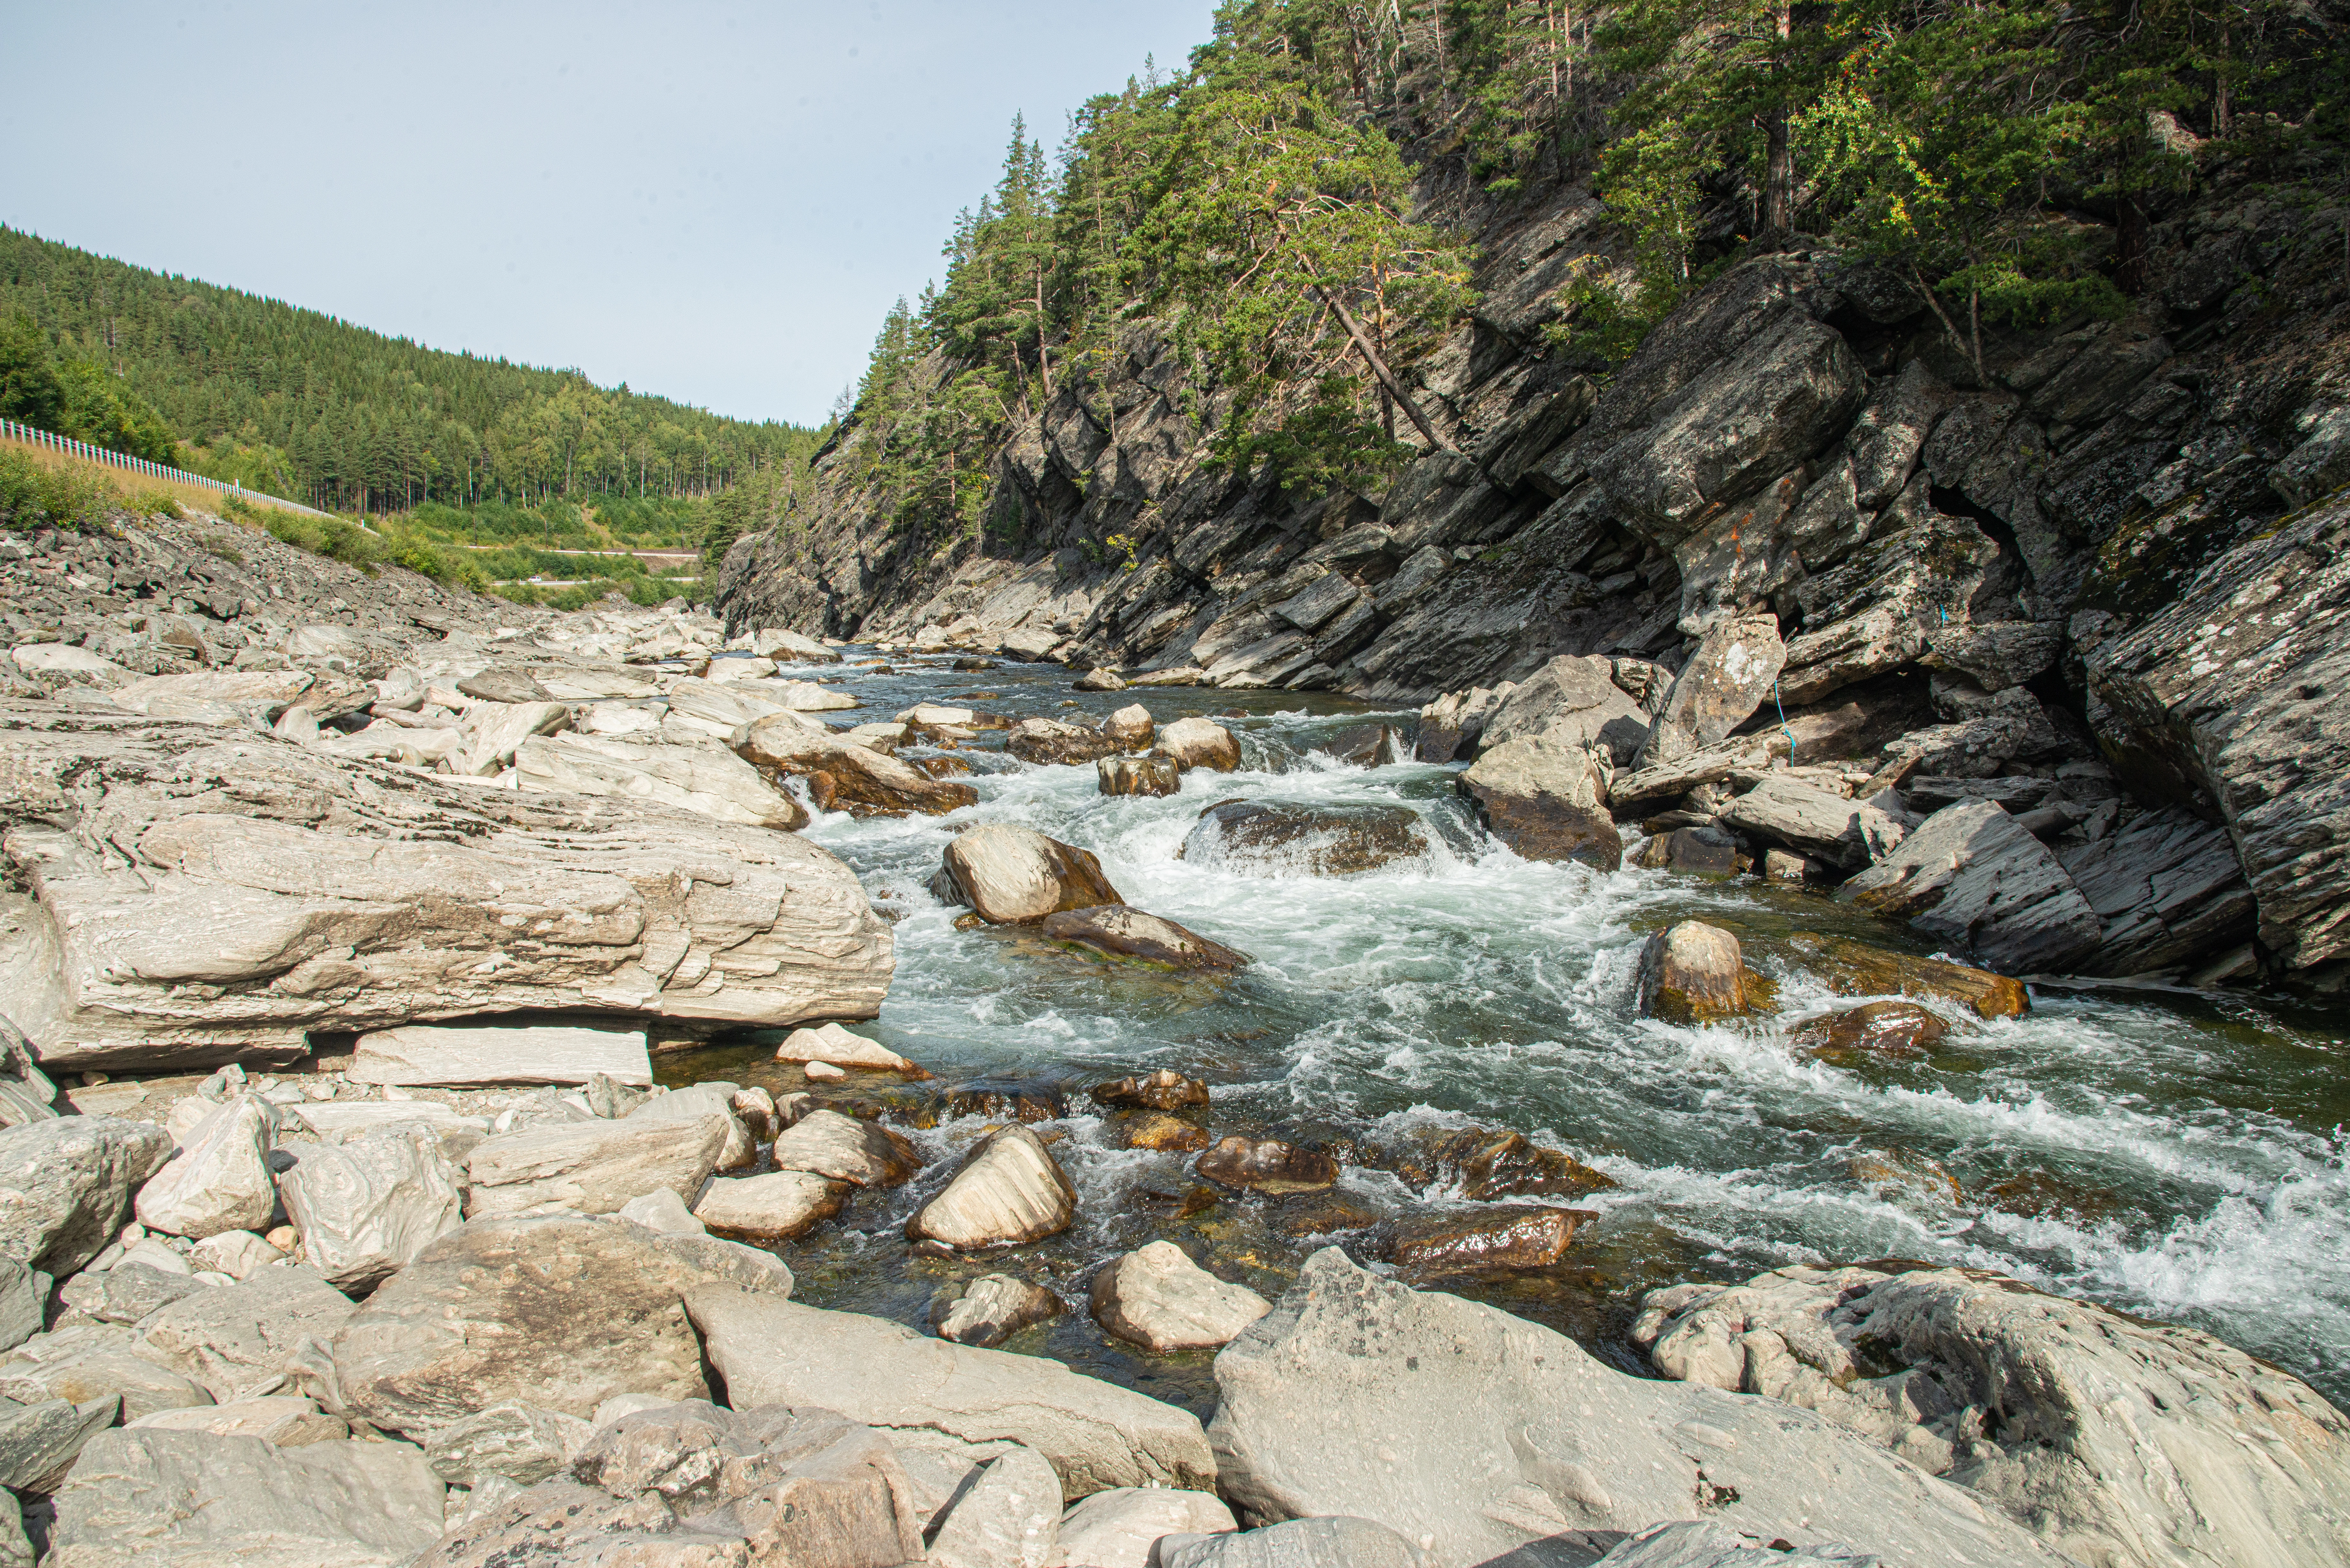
xmin=0 ymin=704 xmax=893 ymax=1070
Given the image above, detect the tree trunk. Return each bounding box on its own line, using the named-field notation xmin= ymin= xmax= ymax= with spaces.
xmin=1762 ymin=0 xmax=1793 ymax=231
xmin=1034 ymin=268 xmax=1054 ymax=398
xmin=1310 ymin=282 xmax=1450 ymax=453
xmin=2116 ymin=189 xmax=2149 ymax=297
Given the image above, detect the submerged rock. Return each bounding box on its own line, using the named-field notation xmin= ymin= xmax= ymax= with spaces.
xmin=1124 ymin=1114 xmax=1211 ymax=1152
xmin=1092 ymin=1069 xmax=1212 ymax=1111
xmin=936 ymin=824 xmax=1123 ymax=923
xmin=1787 ymin=932 xmax=2028 ymax=1019
xmin=1631 ymin=1263 xmax=2350 ymax=1568
xmin=1089 ymin=1241 xmax=1272 ymax=1353
xmin=929 ymin=1274 xmax=1064 ymax=1348
xmin=1635 ymin=921 xmax=1757 ymax=1025
xmin=1790 ymin=1000 xmax=1949 ymax=1065
xmin=906 ymin=1126 xmax=1078 ymax=1250
xmin=1195 ymin=1136 xmax=1338 ymax=1195
xmin=1041 ymin=905 xmax=1250 ymax=971
xmin=1384 ymin=1203 xmax=1593 ymax=1274
xmin=1181 ymin=799 xmax=1430 ymax=876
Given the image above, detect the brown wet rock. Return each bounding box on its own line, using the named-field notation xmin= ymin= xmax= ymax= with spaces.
xmin=942 ymin=1079 xmax=1067 ymax=1123
xmin=1786 ymin=932 xmax=2028 ymax=1019
xmin=1093 ymin=1068 xmax=1212 ymax=1111
xmin=1388 ymin=1127 xmax=1616 ymax=1202
xmin=1635 ymin=921 xmax=1759 ymax=1024
xmin=1385 ymin=1204 xmax=1596 ymax=1274
xmin=1123 ymin=1113 xmax=1210 ymax=1152
xmin=1846 ymin=1146 xmax=1962 ymax=1204
xmin=1268 ymin=1189 xmax=1389 ymax=1239
xmin=1136 ymin=1184 xmax=1219 ymax=1220
xmin=1006 ymin=716 xmax=1123 ymax=765
xmin=911 ymin=754 xmax=974 ymax=779
xmin=1790 ymin=1001 xmax=1950 ymax=1066
xmin=1180 ymin=799 xmax=1429 ymax=876
xmin=1195 ymin=1136 xmax=1339 ymax=1195
xmin=1984 ymin=1169 xmax=2130 ymax=1225
xmin=1040 ymin=906 xmax=1249 ymax=971
xmin=1098 ymin=754 xmax=1181 ymax=797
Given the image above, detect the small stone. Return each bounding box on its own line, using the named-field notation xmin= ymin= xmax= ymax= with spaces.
xmin=1101 ymin=704 xmax=1156 ymax=746
xmin=693 ymin=1171 xmax=847 ymax=1242
xmin=1075 ymin=667 xmax=1127 ymax=692
xmin=803 ymin=1061 xmax=847 ymax=1082
xmin=929 ymin=1275 xmax=1064 ymax=1348
xmin=1093 ymin=1069 xmax=1211 ymax=1111
xmin=1634 ymin=921 xmax=1755 ymax=1025
xmin=614 ymin=1188 xmax=705 ymax=1236
xmin=132 ymin=1096 xmax=276 ymax=1240
xmin=774 ymin=1021 xmax=926 ymax=1074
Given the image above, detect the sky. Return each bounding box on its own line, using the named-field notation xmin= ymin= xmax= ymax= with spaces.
xmin=4 ymin=1 xmax=1221 ymax=429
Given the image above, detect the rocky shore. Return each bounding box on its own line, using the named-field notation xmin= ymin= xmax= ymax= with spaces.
xmin=0 ymin=500 xmax=2345 ymax=1567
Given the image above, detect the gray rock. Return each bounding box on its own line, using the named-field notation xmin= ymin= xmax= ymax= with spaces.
xmin=694 ymin=1169 xmax=848 ymax=1242
xmin=134 ymin=1264 xmax=355 ymax=1405
xmin=0 ymin=1324 xmax=216 ymax=1421
xmin=420 ymin=1402 xmax=926 ymax=1568
xmin=1638 ymin=615 xmax=1786 ymax=769
xmin=907 ymin=1126 xmax=1078 ymax=1250
xmin=1669 ymin=470 xmax=1809 ymax=634
xmin=57 ymin=1262 xmax=199 ymax=1326
xmin=347 ymin=1024 xmax=653 ymax=1089
xmin=1057 ymin=1486 xmax=1238 ymax=1568
xmin=126 ymin=1394 xmax=347 ymax=1447
xmin=423 ymin=1402 xmax=594 ymax=1488
xmin=1040 ymin=906 xmax=1252 ymax=972
xmin=625 ymin=1081 xmax=755 ymax=1170
xmin=769 ymin=1107 xmax=921 ymax=1187
xmin=1591 ymin=1521 xmax=1880 ymax=1567
xmin=1416 ymin=683 xmax=1516 ymax=762
xmin=0 ymin=1117 xmax=173 ymax=1275
xmin=1459 ymin=733 xmax=1623 ymax=871
xmin=1629 ymin=1264 xmax=2350 ymax=1568
xmin=932 ymin=1275 xmax=1064 ymax=1349
xmin=1271 ymin=574 xmax=1361 ymax=634
xmin=0 ymin=1395 xmax=119 ymax=1492
xmin=1207 ymin=1248 xmax=2064 ymax=1568
xmin=1089 ymin=1241 xmax=1272 ymax=1354
xmin=686 ymin=1285 xmax=1217 ymax=1499
xmin=276 ymin=1126 xmax=465 ymax=1290
xmin=132 ymin=1094 xmax=277 ymax=1240
xmin=0 ymin=707 xmax=892 ymax=1071
xmin=2084 ymin=490 xmax=2350 ymax=974
xmin=1839 ymin=801 xmax=2103 ymax=973
xmin=1156 ymin=717 xmax=1242 ymax=772
xmin=2269 ymin=404 xmax=2350 ymax=509
xmin=1920 ymin=622 xmax=2064 ymax=693
xmin=464 ymin=1109 xmax=729 ymax=1218
xmin=1162 ymin=1516 xmax=1427 ymax=1568
xmin=1719 ymin=774 xmax=1907 ymax=870
xmin=1845 ymin=359 xmax=1952 ymax=511
xmin=2058 ymin=806 xmax=2256 ymax=976
xmin=0 ymin=1016 xmax=58 ymax=1133
xmin=329 ymin=1212 xmax=780 ymax=1434
xmin=1779 ymin=481 xmax=1998 ymax=706
xmin=512 ymin=728 xmax=809 ymax=831
xmin=1479 ymin=656 xmax=1647 ymax=763
xmin=49 ymin=1428 xmax=446 ymax=1568
xmin=924 ymin=1440 xmax=1062 ymax=1568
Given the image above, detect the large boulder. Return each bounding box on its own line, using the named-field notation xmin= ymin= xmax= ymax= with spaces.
xmin=1417 ymin=683 xmax=1516 ymax=762
xmin=1635 ymin=921 xmax=1756 ymax=1025
xmin=0 ymin=706 xmax=893 ymax=1071
xmin=1006 ymin=716 xmax=1125 ymax=766
xmin=2058 ymin=806 xmax=2256 ymax=976
xmin=1631 ymin=1264 xmax=2350 ymax=1568
xmin=685 ymin=1286 xmax=1217 ymax=1499
xmin=1839 ymin=801 xmax=2102 ymax=974
xmin=1157 ymin=717 xmax=1243 ymax=772
xmin=49 ymin=1429 xmax=447 ymax=1568
xmin=1478 ymin=655 xmax=1648 ymax=763
xmin=0 ymin=1117 xmax=172 ymax=1275
xmin=1459 ymin=734 xmax=1623 ymax=871
xmin=2083 ymin=490 xmax=2350 ymax=975
xmin=1180 ymin=800 xmax=1430 ymax=876
xmin=132 ymin=1264 xmax=356 ymax=1405
xmin=906 ymin=1126 xmax=1077 ymax=1249
xmin=329 ymin=1212 xmax=789 ymax=1433
xmin=1638 ymin=614 xmax=1787 ymax=769
xmin=131 ymin=1095 xmax=277 ymax=1240
xmin=463 ymin=1111 xmax=729 ymax=1217
xmin=1090 ymin=1241 xmax=1272 ymax=1353
xmin=276 ymin=1126 xmax=465 ymax=1290
xmin=1208 ymin=1248 xmax=2066 ymax=1568
xmin=935 ymin=824 xmax=1122 ymax=923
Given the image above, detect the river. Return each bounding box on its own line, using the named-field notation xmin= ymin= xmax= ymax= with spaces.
xmin=659 ymin=647 xmax=2350 ymax=1419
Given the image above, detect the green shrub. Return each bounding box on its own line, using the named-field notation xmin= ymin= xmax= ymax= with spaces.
xmin=0 ymin=448 xmax=119 ymax=530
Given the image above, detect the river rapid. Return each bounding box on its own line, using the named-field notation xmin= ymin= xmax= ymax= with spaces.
xmin=659 ymin=647 xmax=2350 ymax=1419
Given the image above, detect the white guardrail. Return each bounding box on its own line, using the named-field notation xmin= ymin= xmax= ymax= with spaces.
xmin=0 ymin=416 xmax=339 ymax=520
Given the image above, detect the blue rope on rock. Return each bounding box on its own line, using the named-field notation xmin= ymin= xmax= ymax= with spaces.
xmin=1773 ymin=677 xmax=1795 ymax=759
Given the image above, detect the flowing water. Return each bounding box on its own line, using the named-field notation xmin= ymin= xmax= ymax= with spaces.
xmin=660 ymin=648 xmax=2350 ymax=1419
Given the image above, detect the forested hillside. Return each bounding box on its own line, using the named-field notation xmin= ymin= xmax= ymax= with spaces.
xmin=0 ymin=227 xmax=822 ymax=518
xmin=802 ymin=0 xmax=2347 ymax=560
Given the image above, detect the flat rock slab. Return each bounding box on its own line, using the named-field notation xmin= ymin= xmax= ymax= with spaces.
xmin=350 ymin=1024 xmax=653 ymax=1088
xmin=465 ymin=1111 xmax=727 ymax=1217
xmin=134 ymin=1263 xmax=356 ymax=1405
xmin=1207 ymin=1247 xmax=2067 ymax=1568
xmin=49 ymin=1428 xmax=446 ymax=1568
xmin=686 ymin=1285 xmax=1216 ymax=1500
xmin=1719 ymin=773 xmax=1905 ymax=869
xmin=330 ymin=1212 xmax=783 ymax=1434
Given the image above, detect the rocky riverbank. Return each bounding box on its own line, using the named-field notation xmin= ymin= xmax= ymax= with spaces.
xmin=0 ymin=501 xmax=2345 ymax=1565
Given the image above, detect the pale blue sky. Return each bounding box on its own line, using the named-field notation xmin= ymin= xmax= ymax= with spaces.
xmin=4 ymin=1 xmax=1219 ymax=427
